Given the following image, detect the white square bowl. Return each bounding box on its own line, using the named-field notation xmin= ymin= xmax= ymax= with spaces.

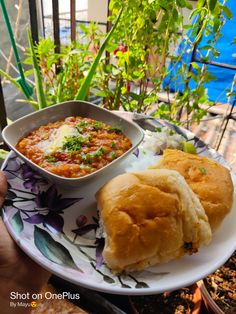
xmin=2 ymin=101 xmax=144 ymax=185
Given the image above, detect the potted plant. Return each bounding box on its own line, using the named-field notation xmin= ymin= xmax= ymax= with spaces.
xmin=1 ymin=0 xmax=233 ymax=127
xmin=129 ymin=284 xmax=202 ymax=314
xmin=95 ymin=0 xmax=232 ymax=128
xmin=198 ymin=250 xmax=235 ymax=314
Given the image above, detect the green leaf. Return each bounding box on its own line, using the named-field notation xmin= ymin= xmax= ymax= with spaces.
xmin=200 ymin=45 xmax=213 ymax=51
xmin=204 ymin=72 xmax=217 ymax=82
xmin=23 ymin=69 xmax=34 ymax=77
xmin=172 ymin=8 xmax=179 ymax=22
xmin=197 ymin=0 xmax=206 ymax=8
xmin=208 ymin=0 xmax=217 ymax=12
xmin=95 ymin=91 xmax=107 ymax=97
xmin=176 ymin=0 xmax=192 ymax=9
xmin=79 ymin=23 xmax=88 ymax=34
xmin=105 ymin=42 xmax=118 ymax=53
xmin=75 ymin=9 xmax=123 ymax=100
xmin=189 ymin=8 xmax=202 ymax=20
xmin=213 ymin=19 xmax=220 ymax=33
xmin=0 ymin=69 xmax=24 ymax=94
xmin=186 ymin=1 xmax=193 ymax=10
xmin=129 ymin=92 xmax=141 ymax=101
xmin=27 ymin=29 xmax=47 ymax=109
xmin=191 ymin=62 xmax=201 ymax=71
xmin=199 ymin=167 xmax=207 ymax=174
xmin=222 ymin=6 xmax=232 ymax=19
xmin=10 ymin=211 xmax=24 ymax=235
xmin=34 ymin=226 xmax=82 ymax=271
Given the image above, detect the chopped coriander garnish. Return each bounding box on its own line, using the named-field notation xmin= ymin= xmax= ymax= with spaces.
xmin=108 ymin=127 xmax=121 ymax=133
xmin=87 ymin=135 xmax=93 ymax=142
xmin=94 ymin=146 xmax=105 ymax=157
xmin=155 ymin=127 xmax=162 ymax=132
xmin=76 ymin=126 xmax=83 ymax=133
xmin=93 ymin=121 xmax=103 ymax=130
xmin=168 ymin=129 xmax=175 ymax=136
xmin=81 ymin=154 xmax=91 ymax=163
xmin=111 ymin=152 xmax=118 ymax=158
xmin=111 ymin=141 xmax=116 ymax=148
xmin=199 ymin=167 xmax=207 ymax=174
xmin=76 ymin=121 xmax=88 ymax=133
xmin=62 ymin=135 xmax=86 ymax=152
xmin=81 ymin=154 xmax=88 ymax=162
xmin=84 ymin=146 xmax=105 ymax=162
xmin=85 ymin=147 xmax=105 ymax=159
xmin=45 ymin=155 xmax=57 ymax=163
xmin=78 ymin=121 xmax=88 ymax=127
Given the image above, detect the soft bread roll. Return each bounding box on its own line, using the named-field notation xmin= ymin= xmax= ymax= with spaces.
xmin=96 ymin=169 xmax=212 ymax=273
xmin=152 ymin=149 xmax=234 ymax=231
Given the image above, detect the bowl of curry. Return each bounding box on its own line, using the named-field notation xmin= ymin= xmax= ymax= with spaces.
xmin=2 ymin=101 xmax=144 ymax=185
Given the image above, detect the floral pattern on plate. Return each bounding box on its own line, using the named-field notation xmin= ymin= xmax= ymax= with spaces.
xmin=2 ymin=152 xmax=165 ymax=292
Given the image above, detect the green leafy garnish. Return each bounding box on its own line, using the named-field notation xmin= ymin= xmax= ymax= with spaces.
xmin=85 ymin=146 xmax=105 ymax=160
xmin=81 ymin=154 xmax=91 ymax=163
xmin=76 ymin=121 xmax=88 ymax=133
xmin=63 ymin=136 xmax=86 ymax=152
xmin=155 ymin=127 xmax=162 ymax=132
xmin=111 ymin=141 xmax=116 ymax=148
xmin=78 ymin=121 xmax=88 ymax=127
xmin=92 ymin=121 xmax=103 ymax=130
xmin=168 ymin=129 xmax=175 ymax=136
xmin=45 ymin=155 xmax=57 ymax=163
xmin=87 ymin=135 xmax=93 ymax=142
xmin=199 ymin=167 xmax=207 ymax=174
xmin=108 ymin=127 xmax=121 ymax=133
xmin=76 ymin=127 xmax=83 ymax=133
xmin=94 ymin=146 xmax=105 ymax=157
xmin=111 ymin=152 xmax=118 ymax=158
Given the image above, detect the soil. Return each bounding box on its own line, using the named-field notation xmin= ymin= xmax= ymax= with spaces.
xmin=130 ymin=285 xmax=200 ymax=314
xmin=204 ymin=250 xmax=236 ymax=314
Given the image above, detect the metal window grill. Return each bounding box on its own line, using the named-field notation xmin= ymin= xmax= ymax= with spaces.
xmin=186 ymin=25 xmax=236 ymax=150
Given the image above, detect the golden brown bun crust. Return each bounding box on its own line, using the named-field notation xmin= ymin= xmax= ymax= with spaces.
xmin=96 ymin=169 xmax=211 ymax=273
xmin=154 ymin=149 xmax=234 ymax=230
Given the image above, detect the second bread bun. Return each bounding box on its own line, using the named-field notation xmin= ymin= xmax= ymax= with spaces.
xmin=96 ymin=169 xmax=212 ymax=273
xmin=153 ymin=149 xmax=234 ymax=231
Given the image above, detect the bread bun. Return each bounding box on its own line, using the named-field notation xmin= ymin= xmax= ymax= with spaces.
xmin=96 ymin=169 xmax=212 ymax=273
xmin=153 ymin=149 xmax=234 ymax=230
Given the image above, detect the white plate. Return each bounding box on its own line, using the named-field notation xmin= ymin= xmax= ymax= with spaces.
xmin=1 ymin=120 xmax=236 ymax=295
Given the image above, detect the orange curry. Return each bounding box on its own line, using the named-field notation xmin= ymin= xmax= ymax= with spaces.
xmin=16 ymin=116 xmax=132 ymax=178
